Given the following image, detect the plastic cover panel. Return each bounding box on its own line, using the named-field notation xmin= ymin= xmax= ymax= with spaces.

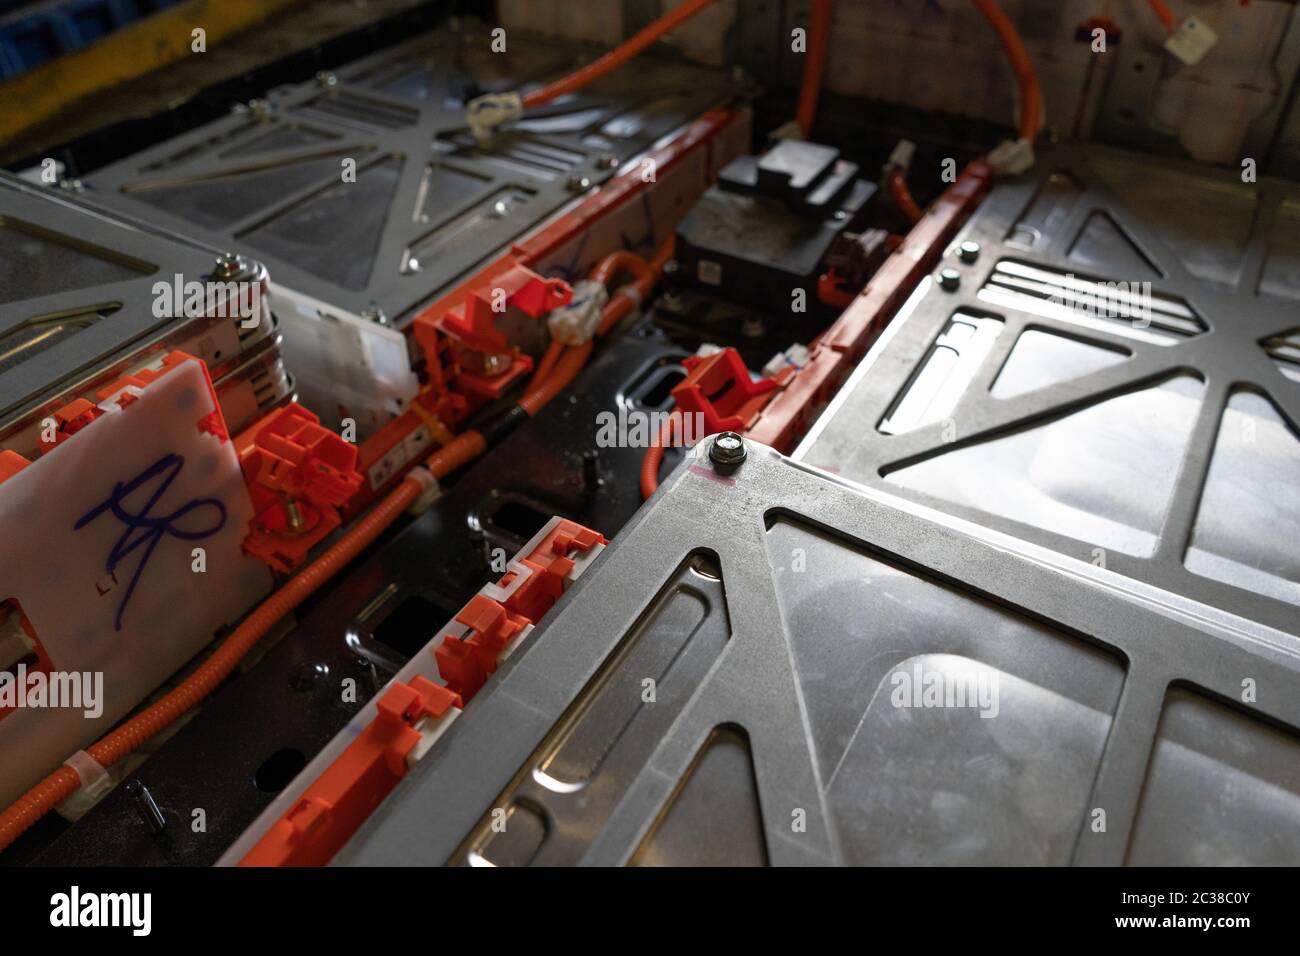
xmin=798 ymin=143 xmax=1300 ymax=635
xmin=333 ymin=443 xmax=1300 ymax=866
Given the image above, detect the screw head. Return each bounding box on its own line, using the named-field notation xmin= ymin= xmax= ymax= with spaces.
xmin=958 ymin=240 xmax=981 ymax=263
xmin=709 ymin=432 xmax=747 ymax=473
xmin=939 ymin=268 xmax=962 ymax=291
xmin=213 ymin=252 xmax=246 ymax=279
xmin=567 ymin=174 xmax=592 ymax=192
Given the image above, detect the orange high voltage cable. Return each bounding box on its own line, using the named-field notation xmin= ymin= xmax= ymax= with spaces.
xmin=522 ymin=0 xmax=718 ymax=109
xmin=890 ymin=0 xmax=1042 ymax=222
xmin=796 ymin=0 xmax=834 ymax=137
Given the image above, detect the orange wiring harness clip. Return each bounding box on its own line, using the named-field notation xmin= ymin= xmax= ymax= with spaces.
xmin=237 ymin=404 xmax=365 ymax=573
xmin=238 ymin=516 xmax=607 ymax=866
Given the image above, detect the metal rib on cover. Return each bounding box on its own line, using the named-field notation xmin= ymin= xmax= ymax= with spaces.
xmin=797 ymin=142 xmax=1300 ymax=636
xmin=83 ymin=22 xmax=743 ymax=326
xmin=332 ymin=441 xmax=1300 ymax=866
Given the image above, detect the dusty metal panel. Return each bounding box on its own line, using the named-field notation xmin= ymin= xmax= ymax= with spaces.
xmin=331 ymin=435 xmax=1300 ymax=866
xmin=0 ymin=172 xmax=286 ymax=445
xmin=797 ymin=142 xmax=1300 ymax=636
xmin=82 ymin=21 xmax=743 ymax=330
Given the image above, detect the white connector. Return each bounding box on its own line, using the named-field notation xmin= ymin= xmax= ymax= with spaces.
xmin=466 ymin=90 xmax=523 ymax=144
xmin=547 ymin=279 xmax=609 ymax=345
xmin=987 ymin=137 xmax=1036 ymax=176
xmin=887 ymin=139 xmax=917 ymax=172
xmin=1164 ymin=17 xmax=1217 ymax=67
xmin=405 ymin=464 xmax=442 ymax=516
xmin=762 ymin=343 xmax=811 ymax=379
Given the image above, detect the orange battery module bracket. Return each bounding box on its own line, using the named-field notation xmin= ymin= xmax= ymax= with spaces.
xmin=226 ymin=516 xmax=607 ymax=867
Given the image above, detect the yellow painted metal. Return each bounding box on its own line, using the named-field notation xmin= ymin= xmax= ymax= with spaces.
xmin=0 ymin=0 xmax=301 ymax=146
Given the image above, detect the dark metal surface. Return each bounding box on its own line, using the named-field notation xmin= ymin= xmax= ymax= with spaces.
xmin=82 ymin=21 xmax=741 ymax=329
xmin=0 ymin=172 xmax=284 ymax=443
xmin=332 ymin=436 xmax=1300 ymax=866
xmin=26 ymin=321 xmax=687 ymax=867
xmin=798 ymin=142 xmax=1300 ymax=635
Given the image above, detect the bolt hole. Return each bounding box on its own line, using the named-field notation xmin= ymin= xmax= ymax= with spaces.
xmin=254 ymin=747 xmax=307 ymax=793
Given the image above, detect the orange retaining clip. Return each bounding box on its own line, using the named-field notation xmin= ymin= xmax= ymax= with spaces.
xmin=670 ymin=347 xmax=786 ymax=436
xmin=239 ymin=677 xmax=461 ymax=867
xmin=237 ymin=404 xmax=365 ymax=573
xmin=238 ymin=516 xmax=606 ymax=867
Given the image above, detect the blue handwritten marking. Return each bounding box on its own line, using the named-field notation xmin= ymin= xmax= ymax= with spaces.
xmin=75 ymin=454 xmax=227 ymax=631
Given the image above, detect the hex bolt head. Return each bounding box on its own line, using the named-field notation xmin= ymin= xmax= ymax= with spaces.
xmin=213 ymin=252 xmax=246 ymax=279
xmin=709 ymin=432 xmax=747 ymax=473
xmin=958 ymin=240 xmax=981 ymax=263
xmin=567 ymin=174 xmax=593 ymax=192
xmin=939 ymin=268 xmax=962 ymax=291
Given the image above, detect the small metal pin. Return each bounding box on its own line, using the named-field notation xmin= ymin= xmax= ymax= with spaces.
xmin=125 ymin=780 xmax=167 ymax=836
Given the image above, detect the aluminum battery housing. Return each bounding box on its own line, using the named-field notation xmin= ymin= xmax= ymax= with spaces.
xmin=0 ymin=172 xmax=290 ymax=455
xmin=81 ymin=22 xmax=744 ymax=435
xmin=328 ymin=437 xmax=1300 ymax=866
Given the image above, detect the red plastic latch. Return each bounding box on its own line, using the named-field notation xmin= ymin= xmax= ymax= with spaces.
xmin=238 ymin=676 xmax=461 ymax=867
xmin=237 ymin=403 xmax=364 ymax=572
xmin=670 ymin=347 xmax=784 ymax=436
xmin=437 ymin=263 xmax=571 ymax=355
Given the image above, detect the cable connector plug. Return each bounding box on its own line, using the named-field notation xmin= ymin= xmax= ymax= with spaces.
xmin=467 ymin=90 xmax=523 ymax=144
xmin=987 ymin=137 xmax=1036 ymax=176
xmin=546 ymin=279 xmax=609 ymax=345
xmin=1164 ymin=17 xmax=1216 ymax=67
xmin=886 ymin=139 xmax=916 ymax=173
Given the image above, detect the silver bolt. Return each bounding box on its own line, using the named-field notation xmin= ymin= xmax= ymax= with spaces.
xmin=709 ymin=432 xmax=747 ymax=473
xmin=316 ymin=71 xmax=337 ymax=87
xmin=599 ymin=153 xmax=619 ymax=169
xmin=958 ymin=240 xmax=981 ymax=263
xmin=939 ymin=268 xmax=962 ymax=291
xmin=567 ymin=174 xmax=592 ymax=192
xmin=213 ymin=252 xmax=246 ymax=279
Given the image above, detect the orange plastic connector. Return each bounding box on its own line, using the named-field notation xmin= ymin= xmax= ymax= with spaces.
xmin=436 ymin=262 xmax=571 ymax=356
xmin=35 ymin=351 xmax=226 ymax=455
xmin=238 ymin=676 xmax=461 ymax=867
xmin=0 ymin=450 xmax=30 ymax=483
xmin=239 ymin=517 xmax=606 ymax=867
xmin=670 ymin=347 xmax=786 ymax=436
xmin=236 ymin=404 xmax=364 ymax=573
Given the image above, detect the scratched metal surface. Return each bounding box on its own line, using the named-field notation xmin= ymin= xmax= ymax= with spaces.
xmin=0 ymin=172 xmax=286 ymax=440
xmin=796 ymin=142 xmax=1300 ymax=637
xmin=24 ymin=321 xmax=691 ymax=866
xmin=82 ymin=20 xmax=742 ymax=329
xmin=333 ymin=440 xmax=1300 ymax=866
